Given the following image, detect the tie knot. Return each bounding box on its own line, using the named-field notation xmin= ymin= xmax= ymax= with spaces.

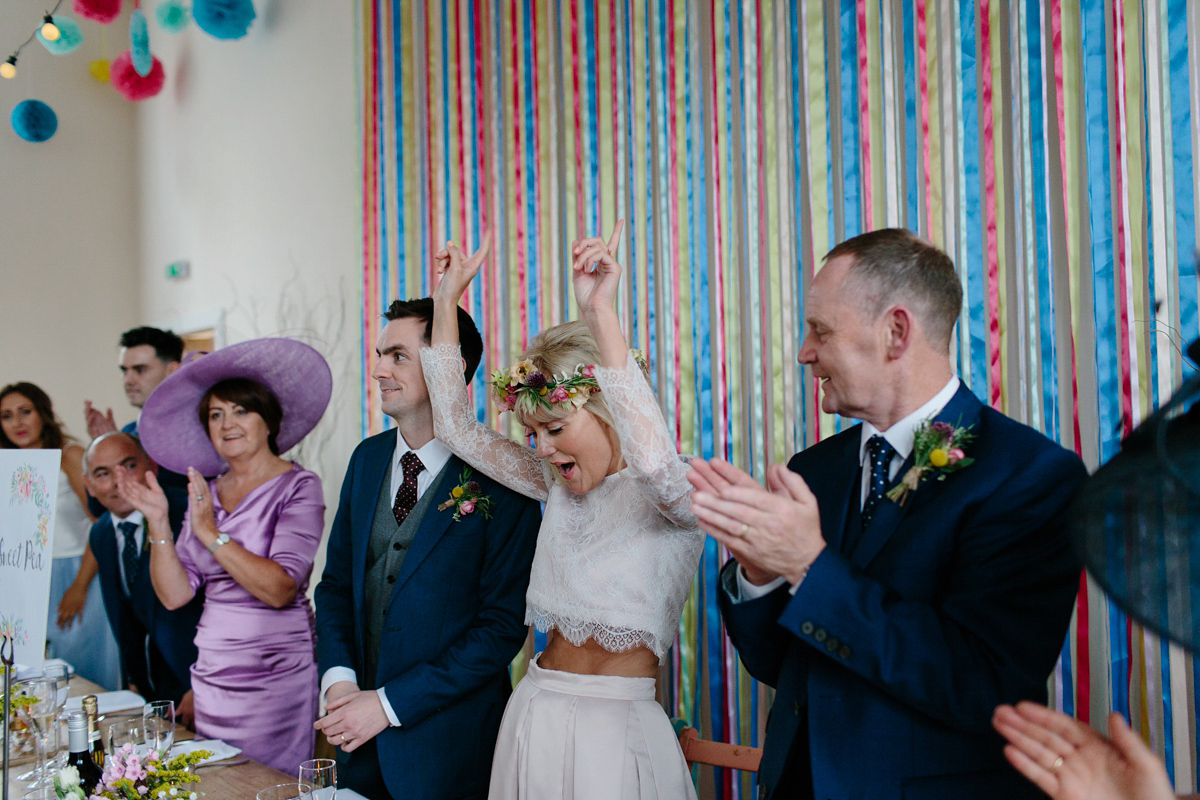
xmin=118 ymin=520 xmax=138 ymax=537
xmin=400 ymin=451 xmax=424 ymax=480
xmin=867 ymin=435 xmax=894 ymax=468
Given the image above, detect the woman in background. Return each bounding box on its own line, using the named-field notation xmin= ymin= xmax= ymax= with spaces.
xmin=0 ymin=382 xmax=120 ymax=688
xmin=118 ymin=339 xmax=331 ymax=775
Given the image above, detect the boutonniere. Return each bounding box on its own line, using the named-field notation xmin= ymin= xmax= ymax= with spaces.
xmin=886 ymin=420 xmax=975 ymax=506
xmin=437 ymin=468 xmax=494 ymax=522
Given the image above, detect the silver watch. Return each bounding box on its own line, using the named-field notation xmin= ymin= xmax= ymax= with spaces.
xmin=207 ymin=532 xmax=230 ymax=554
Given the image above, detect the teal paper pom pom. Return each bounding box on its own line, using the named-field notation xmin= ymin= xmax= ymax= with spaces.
xmin=193 ymin=0 xmax=255 ymax=40
xmin=156 ymin=0 xmax=191 ymax=33
xmin=11 ymin=100 xmax=58 ymax=142
xmin=38 ymin=16 xmax=84 ymax=55
xmin=130 ymin=9 xmax=152 ymax=76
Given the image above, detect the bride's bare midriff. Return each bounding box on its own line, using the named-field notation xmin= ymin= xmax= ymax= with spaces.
xmin=538 ymin=629 xmax=660 ymax=678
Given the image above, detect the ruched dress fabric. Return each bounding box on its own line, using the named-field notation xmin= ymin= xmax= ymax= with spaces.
xmin=421 ymin=344 xmax=704 ymax=800
xmin=175 ymin=464 xmax=324 ymax=775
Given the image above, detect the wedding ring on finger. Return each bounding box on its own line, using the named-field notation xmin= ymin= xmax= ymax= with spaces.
xmin=737 ymin=523 xmax=749 ymax=537
xmin=1051 ymin=756 xmax=1064 ymax=771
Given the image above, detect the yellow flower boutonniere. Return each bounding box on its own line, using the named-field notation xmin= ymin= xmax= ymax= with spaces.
xmin=887 ymin=420 xmax=975 ymax=506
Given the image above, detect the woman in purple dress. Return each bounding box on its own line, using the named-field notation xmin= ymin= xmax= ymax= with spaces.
xmin=118 ymin=338 xmax=332 ymax=774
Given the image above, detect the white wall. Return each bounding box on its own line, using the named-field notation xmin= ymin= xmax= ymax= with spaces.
xmin=0 ymin=1 xmax=139 ymax=437
xmin=136 ymin=1 xmax=361 ymax=572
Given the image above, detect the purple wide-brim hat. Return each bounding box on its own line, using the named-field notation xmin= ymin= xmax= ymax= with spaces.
xmin=139 ymin=337 xmax=333 ymax=476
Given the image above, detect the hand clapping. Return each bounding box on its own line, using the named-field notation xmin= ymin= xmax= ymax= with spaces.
xmin=115 ymin=467 xmax=170 ymax=528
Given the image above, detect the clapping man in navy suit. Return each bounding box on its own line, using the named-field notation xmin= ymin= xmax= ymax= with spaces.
xmin=690 ymin=229 xmax=1087 ymax=800
xmin=314 ymin=298 xmax=541 ymax=800
xmin=84 ymin=432 xmax=203 ymax=725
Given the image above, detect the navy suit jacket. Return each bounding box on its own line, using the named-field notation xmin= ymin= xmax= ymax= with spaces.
xmin=90 ymin=484 xmax=203 ymax=704
xmin=720 ymin=385 xmax=1087 ymax=800
xmin=315 ymin=429 xmax=541 ymax=800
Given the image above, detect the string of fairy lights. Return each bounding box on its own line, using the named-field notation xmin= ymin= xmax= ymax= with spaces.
xmin=3 ymin=0 xmax=257 ymax=142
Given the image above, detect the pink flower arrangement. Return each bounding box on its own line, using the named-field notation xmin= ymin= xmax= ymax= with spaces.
xmin=88 ymin=742 xmax=210 ymax=800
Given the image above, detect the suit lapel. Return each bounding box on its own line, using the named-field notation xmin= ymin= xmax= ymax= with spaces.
xmin=386 ymin=456 xmax=462 ymax=607
xmin=802 ymin=429 xmax=861 ymax=556
xmin=354 ymin=431 xmax=396 ymax=614
xmin=850 ymin=385 xmax=984 ymax=568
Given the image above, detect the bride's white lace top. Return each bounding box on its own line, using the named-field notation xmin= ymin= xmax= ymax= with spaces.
xmin=420 ymin=343 xmax=704 ymax=658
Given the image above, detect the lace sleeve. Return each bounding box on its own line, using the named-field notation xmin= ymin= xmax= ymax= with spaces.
xmin=594 ymin=353 xmax=697 ymax=528
xmin=420 ymin=344 xmax=549 ymax=502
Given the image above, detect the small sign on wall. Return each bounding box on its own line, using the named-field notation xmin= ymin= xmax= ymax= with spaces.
xmin=0 ymin=449 xmax=59 ymax=667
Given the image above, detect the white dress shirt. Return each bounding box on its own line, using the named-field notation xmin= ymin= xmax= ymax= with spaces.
xmin=319 ymin=430 xmax=453 ymax=727
xmin=111 ymin=510 xmax=145 ymax=592
xmin=736 ymin=377 xmax=961 ymax=601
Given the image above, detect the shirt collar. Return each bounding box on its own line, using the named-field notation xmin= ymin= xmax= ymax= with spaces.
xmin=859 ymin=377 xmax=961 ymax=464
xmin=111 ymin=509 xmax=145 ymax=528
xmin=393 ymin=430 xmax=453 ymax=478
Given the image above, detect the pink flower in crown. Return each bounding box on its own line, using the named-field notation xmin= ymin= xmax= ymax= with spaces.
xmin=547 ymin=386 xmax=569 ymax=404
xmin=502 ymin=393 xmax=517 ymax=411
xmin=459 ymin=500 xmax=476 ymax=515
xmin=581 ymin=364 xmax=596 ymax=378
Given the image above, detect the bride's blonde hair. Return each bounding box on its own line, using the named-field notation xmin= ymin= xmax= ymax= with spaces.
xmin=517 ymin=321 xmax=615 ymax=429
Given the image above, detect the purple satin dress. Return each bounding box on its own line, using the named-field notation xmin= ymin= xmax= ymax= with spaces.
xmin=176 ymin=463 xmax=324 ymax=775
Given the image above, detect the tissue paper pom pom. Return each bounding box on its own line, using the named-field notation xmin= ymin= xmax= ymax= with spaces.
xmin=193 ymin=0 xmax=255 ymax=39
xmin=130 ymin=9 xmax=152 ymax=76
xmin=156 ymin=0 xmax=190 ymax=33
xmin=11 ymin=100 xmax=58 ymax=142
xmin=38 ymin=16 xmax=84 ymax=55
xmin=89 ymin=59 xmax=111 ymax=82
xmin=112 ymin=51 xmax=165 ymax=101
xmin=73 ymin=0 xmax=121 ymax=24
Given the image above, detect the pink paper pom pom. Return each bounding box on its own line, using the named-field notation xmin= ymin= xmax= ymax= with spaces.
xmin=111 ymin=50 xmax=165 ymax=101
xmin=73 ymin=0 xmax=121 ymax=24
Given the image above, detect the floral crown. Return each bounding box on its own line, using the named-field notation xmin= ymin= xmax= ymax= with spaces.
xmin=491 ymin=350 xmax=649 ymax=414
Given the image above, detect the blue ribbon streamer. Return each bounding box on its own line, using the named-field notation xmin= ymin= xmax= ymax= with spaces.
xmin=838 ymin=0 xmax=860 ymax=242
xmin=902 ymin=0 xmax=918 ymax=229
xmin=957 ymin=0 xmax=986 ymax=398
xmin=1168 ymin=0 xmax=1197 ymax=366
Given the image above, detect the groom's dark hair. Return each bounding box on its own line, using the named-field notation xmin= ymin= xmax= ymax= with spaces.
xmin=825 ymin=228 xmax=962 ymax=353
xmin=385 ymin=298 xmax=484 ymax=383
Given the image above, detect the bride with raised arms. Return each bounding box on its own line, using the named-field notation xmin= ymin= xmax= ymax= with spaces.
xmin=420 ymin=222 xmax=703 ymax=799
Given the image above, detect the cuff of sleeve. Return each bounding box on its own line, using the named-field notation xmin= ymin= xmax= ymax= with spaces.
xmin=319 ymin=667 xmax=357 ymax=707
xmin=377 ymin=687 xmax=401 ymax=727
xmin=734 ymin=568 xmax=789 ymax=602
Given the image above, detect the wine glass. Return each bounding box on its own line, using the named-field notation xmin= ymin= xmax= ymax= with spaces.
xmin=13 ymin=678 xmax=56 ymax=799
xmin=298 ymin=758 xmax=336 ymax=800
xmin=142 ymin=700 xmax=175 ymax=757
xmin=256 ymin=783 xmax=313 ymax=800
xmin=42 ymin=664 xmax=70 ymax=765
xmin=107 ymin=718 xmax=146 ymax=759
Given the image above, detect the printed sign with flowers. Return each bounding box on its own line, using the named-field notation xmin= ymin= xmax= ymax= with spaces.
xmin=10 ymin=464 xmax=51 ymax=550
xmin=438 ymin=468 xmax=494 ymax=522
xmin=0 ymin=613 xmax=28 ymax=646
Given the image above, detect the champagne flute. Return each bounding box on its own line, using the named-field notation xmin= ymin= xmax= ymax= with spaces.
xmin=298 ymin=758 xmax=336 ymax=800
xmin=106 ymin=718 xmax=146 ymax=759
xmin=256 ymin=783 xmax=313 ymax=800
xmin=142 ymin=700 xmax=175 ymax=757
xmin=13 ymin=678 xmax=56 ymax=799
xmin=42 ymin=664 xmax=70 ymax=767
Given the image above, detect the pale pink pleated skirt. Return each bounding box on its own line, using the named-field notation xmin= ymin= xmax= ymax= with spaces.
xmin=489 ymin=655 xmax=698 ymax=800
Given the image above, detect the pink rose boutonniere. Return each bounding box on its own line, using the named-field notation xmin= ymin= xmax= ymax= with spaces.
xmin=886 ymin=419 xmax=975 ymax=506
xmin=437 ymin=468 xmax=495 ymax=522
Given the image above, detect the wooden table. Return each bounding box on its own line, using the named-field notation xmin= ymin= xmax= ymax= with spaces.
xmin=7 ymin=677 xmax=295 ymax=799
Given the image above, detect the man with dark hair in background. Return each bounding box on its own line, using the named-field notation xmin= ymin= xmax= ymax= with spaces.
xmin=315 ymin=298 xmax=541 ymax=800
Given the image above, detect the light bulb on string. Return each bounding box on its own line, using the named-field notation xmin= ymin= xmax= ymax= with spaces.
xmin=0 ymin=56 xmax=16 ymax=79
xmin=41 ymin=15 xmax=61 ymax=42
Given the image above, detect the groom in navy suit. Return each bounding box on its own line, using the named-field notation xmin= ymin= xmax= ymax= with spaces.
xmin=315 ymin=299 xmax=541 ymax=800
xmin=690 ymin=229 xmax=1087 ymax=800
xmin=84 ymin=432 xmax=202 ymax=720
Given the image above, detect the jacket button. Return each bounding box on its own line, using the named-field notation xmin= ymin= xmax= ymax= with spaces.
xmin=839 ymin=645 xmax=852 ymax=660
xmin=386 ymin=575 xmax=396 ymax=584
xmin=824 ymin=638 xmax=839 ymax=652
xmin=792 ymin=700 xmax=801 ymax=716
xmin=392 ymin=542 xmax=402 ymax=551
xmin=800 ymin=621 xmax=814 ymax=635
xmin=813 ymin=628 xmax=826 ymax=642
xmin=758 ymin=785 xmax=769 ymax=800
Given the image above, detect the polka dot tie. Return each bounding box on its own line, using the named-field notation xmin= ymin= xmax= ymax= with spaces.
xmin=861 ymin=435 xmax=895 ymax=529
xmin=392 ymin=451 xmax=425 ymax=526
xmin=119 ymin=520 xmax=140 ymax=596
